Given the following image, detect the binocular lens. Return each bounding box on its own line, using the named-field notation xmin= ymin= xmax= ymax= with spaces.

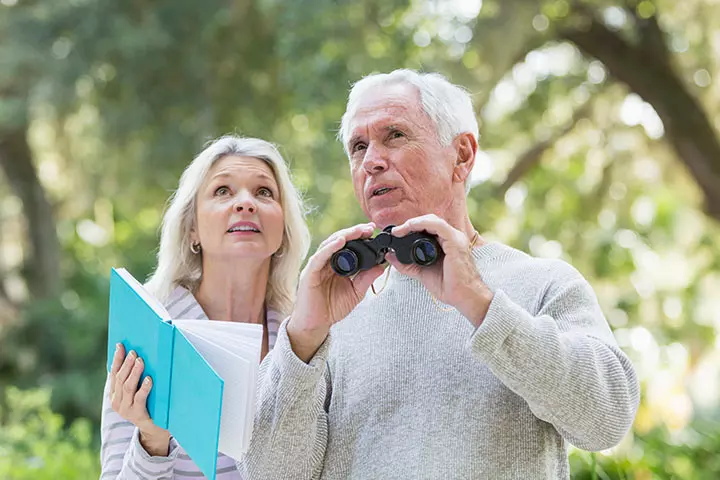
xmin=332 ymin=250 xmax=359 ymax=276
xmin=412 ymin=240 xmax=438 ymax=265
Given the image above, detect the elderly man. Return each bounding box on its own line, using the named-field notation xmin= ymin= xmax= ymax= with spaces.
xmin=241 ymin=69 xmax=640 ymax=479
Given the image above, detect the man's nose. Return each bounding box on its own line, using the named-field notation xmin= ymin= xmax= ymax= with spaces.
xmin=362 ymin=143 xmax=389 ymax=175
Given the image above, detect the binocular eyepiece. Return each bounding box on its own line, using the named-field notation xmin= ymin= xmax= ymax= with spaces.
xmin=330 ymin=225 xmax=443 ymax=277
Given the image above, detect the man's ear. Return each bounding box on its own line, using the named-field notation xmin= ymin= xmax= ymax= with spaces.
xmin=452 ymin=132 xmax=478 ymax=184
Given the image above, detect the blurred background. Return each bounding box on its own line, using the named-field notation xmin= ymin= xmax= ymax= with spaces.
xmin=1 ymin=0 xmax=719 ymax=478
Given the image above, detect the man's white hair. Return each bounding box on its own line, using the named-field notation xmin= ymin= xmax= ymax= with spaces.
xmin=338 ymin=69 xmax=479 ymax=191
xmin=144 ymin=135 xmax=311 ymax=316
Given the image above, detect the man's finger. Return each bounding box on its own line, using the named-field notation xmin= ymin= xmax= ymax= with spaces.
xmin=309 ymin=224 xmax=376 ymax=273
xmin=385 ymin=251 xmax=422 ymax=279
xmin=392 ymin=216 xmax=462 ymax=249
xmin=351 ymin=264 xmax=386 ymax=295
xmin=307 ymin=237 xmax=347 ymax=273
xmin=391 ymin=215 xmax=447 ymax=238
xmin=319 ymin=222 xmax=375 ymax=249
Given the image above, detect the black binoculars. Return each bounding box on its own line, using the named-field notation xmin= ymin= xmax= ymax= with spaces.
xmin=330 ymin=225 xmax=443 ymax=277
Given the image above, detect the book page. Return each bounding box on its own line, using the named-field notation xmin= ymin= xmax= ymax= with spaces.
xmin=174 ymin=321 xmax=262 ymax=449
xmin=177 ymin=328 xmax=258 ymax=458
xmin=173 ymin=320 xmax=261 ymax=361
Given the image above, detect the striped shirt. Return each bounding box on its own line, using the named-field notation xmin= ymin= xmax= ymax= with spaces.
xmin=100 ymin=286 xmax=281 ymax=479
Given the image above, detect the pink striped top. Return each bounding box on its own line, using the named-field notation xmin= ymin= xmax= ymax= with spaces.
xmin=99 ymin=286 xmax=281 ymax=479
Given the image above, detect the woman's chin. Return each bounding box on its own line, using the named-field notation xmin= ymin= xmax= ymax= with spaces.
xmin=205 ymin=248 xmax=273 ymax=262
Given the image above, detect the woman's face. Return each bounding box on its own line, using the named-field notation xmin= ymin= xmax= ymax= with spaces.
xmin=192 ymin=155 xmax=284 ymax=262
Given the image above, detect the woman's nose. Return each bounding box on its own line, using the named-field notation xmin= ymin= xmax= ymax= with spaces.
xmin=233 ymin=194 xmax=256 ymax=213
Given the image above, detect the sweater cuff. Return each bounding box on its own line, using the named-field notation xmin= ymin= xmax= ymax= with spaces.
xmin=467 ymin=289 xmax=524 ymax=359
xmin=273 ymin=317 xmax=330 ymax=391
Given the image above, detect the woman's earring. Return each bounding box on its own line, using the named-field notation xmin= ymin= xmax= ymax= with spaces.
xmin=190 ymin=242 xmax=202 ymax=254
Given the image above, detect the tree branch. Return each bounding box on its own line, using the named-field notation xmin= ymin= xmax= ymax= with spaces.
xmin=0 ymin=123 xmax=61 ymax=300
xmin=497 ymin=100 xmax=594 ymax=197
xmin=559 ymin=10 xmax=720 ymax=221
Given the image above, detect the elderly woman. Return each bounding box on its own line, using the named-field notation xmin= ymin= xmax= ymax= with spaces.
xmin=99 ymin=135 xmax=311 ymax=479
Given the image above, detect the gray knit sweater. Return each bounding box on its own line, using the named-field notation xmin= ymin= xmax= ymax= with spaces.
xmin=239 ymin=242 xmax=640 ymax=479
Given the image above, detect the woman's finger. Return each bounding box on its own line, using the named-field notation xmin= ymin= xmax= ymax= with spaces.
xmin=109 ymin=343 xmax=125 ymax=393
xmin=114 ymin=350 xmax=137 ymax=388
xmin=133 ymin=376 xmax=153 ymax=411
xmin=120 ymin=356 xmax=144 ymax=411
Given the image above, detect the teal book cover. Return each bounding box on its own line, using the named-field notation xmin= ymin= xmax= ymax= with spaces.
xmin=106 ymin=267 xmax=224 ymax=480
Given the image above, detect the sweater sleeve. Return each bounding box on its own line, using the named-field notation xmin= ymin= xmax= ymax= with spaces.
xmin=238 ymin=318 xmax=331 ymax=480
xmin=99 ymin=373 xmax=180 ymax=479
xmin=468 ymin=263 xmax=640 ymax=451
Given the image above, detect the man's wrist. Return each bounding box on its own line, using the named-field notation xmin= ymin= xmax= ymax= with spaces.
xmin=460 ymin=282 xmax=494 ymax=328
xmin=286 ymin=318 xmax=328 ymax=363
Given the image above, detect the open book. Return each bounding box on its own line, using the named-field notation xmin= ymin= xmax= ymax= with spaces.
xmin=106 ymin=267 xmax=262 ymax=480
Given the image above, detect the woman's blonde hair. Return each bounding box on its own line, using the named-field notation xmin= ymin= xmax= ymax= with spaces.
xmin=144 ymin=135 xmax=311 ymax=316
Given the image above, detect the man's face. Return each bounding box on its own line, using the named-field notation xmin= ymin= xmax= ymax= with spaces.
xmin=346 ymin=83 xmax=457 ymax=229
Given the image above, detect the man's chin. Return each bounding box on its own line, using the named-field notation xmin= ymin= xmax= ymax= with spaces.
xmin=369 ymin=209 xmax=414 ymax=230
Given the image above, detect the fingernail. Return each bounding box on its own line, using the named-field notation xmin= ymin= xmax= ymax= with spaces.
xmin=129 ymin=350 xmax=136 ymax=358
xmin=135 ymin=357 xmax=142 ymax=365
xmin=144 ymin=377 xmax=152 ymax=385
xmin=115 ymin=343 xmax=121 ymax=351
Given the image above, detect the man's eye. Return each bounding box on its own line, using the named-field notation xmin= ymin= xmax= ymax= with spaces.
xmin=390 ymin=130 xmax=405 ymax=139
xmin=214 ymin=186 xmax=230 ymax=196
xmin=352 ymin=142 xmax=367 ymax=153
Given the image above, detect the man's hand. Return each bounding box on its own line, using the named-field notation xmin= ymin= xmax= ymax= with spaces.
xmin=287 ymin=222 xmax=386 ymax=362
xmin=109 ymin=343 xmax=171 ymax=456
xmin=388 ymin=215 xmax=493 ymax=327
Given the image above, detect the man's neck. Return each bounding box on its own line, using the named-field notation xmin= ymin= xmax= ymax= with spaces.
xmin=440 ymin=191 xmax=487 ymax=247
xmin=195 ymin=257 xmax=270 ymax=324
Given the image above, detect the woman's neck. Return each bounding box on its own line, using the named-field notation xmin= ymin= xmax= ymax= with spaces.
xmin=194 ymin=256 xmax=270 ymax=324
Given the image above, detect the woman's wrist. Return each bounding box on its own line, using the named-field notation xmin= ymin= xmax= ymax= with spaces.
xmin=138 ymin=426 xmax=171 ymax=457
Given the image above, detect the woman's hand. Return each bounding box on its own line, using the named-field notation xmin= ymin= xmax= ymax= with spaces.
xmin=109 ymin=343 xmax=171 ymax=456
xmin=287 ymin=222 xmax=386 ymax=362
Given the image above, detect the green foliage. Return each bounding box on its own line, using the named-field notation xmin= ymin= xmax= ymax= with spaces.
xmin=0 ymin=387 xmax=100 ymax=479
xmin=570 ymin=421 xmax=720 ymax=479
xmin=2 ymin=0 xmax=720 ymax=477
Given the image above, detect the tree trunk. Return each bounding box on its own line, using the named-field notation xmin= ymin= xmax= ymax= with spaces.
xmin=560 ymin=14 xmax=720 ymax=222
xmin=0 ymin=124 xmax=61 ymax=300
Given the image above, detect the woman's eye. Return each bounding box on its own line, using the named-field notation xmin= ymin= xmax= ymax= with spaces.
xmin=258 ymin=187 xmax=274 ymax=198
xmin=214 ymin=186 xmax=230 ymax=196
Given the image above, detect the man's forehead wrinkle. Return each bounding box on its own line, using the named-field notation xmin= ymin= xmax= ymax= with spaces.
xmin=347 ymin=89 xmax=431 ymax=142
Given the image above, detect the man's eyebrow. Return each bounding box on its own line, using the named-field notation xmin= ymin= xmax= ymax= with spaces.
xmin=348 ymin=123 xmax=408 ymax=145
